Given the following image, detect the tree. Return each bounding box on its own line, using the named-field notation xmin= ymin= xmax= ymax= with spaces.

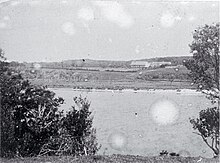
xmin=1 ymin=50 xmax=99 ymax=157
xmin=184 ymin=23 xmax=219 ymax=103
xmin=190 ymin=107 xmax=219 ymax=156
xmin=185 ymin=23 xmax=219 ymax=157
xmin=38 ymin=96 xmax=100 ymax=156
xmin=0 ymin=51 xmax=64 ymax=157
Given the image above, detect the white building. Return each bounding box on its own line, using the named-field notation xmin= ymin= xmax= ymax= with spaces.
xmin=130 ymin=61 xmax=150 ymax=68
xmin=150 ymin=61 xmax=172 ymax=67
xmin=130 ymin=61 xmax=171 ymax=68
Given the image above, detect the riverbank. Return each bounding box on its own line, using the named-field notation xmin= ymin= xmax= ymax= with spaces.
xmin=50 ymin=87 xmax=202 ymax=96
xmin=30 ymin=79 xmax=196 ymax=90
xmin=1 ymin=155 xmax=218 ymax=163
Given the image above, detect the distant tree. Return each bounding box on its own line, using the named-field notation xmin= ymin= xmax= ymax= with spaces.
xmin=185 ymin=23 xmax=219 ymax=157
xmin=168 ymin=73 xmax=175 ymax=85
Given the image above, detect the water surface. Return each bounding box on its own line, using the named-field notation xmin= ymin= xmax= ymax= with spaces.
xmin=51 ymin=88 xmax=214 ymax=157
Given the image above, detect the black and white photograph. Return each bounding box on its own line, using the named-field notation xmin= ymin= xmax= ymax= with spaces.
xmin=0 ymin=0 xmax=219 ymax=162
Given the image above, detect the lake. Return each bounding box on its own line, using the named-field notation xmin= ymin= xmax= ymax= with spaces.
xmin=50 ymin=88 xmax=214 ymax=158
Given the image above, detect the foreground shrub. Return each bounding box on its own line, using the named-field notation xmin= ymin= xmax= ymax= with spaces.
xmin=190 ymin=107 xmax=219 ymax=156
xmin=1 ymin=51 xmax=99 ymax=157
xmin=39 ymin=96 xmax=100 ymax=156
xmin=0 ymin=67 xmax=64 ymax=157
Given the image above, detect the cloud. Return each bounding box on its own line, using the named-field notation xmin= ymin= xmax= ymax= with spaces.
xmin=3 ymin=15 xmax=10 ymax=21
xmin=131 ymin=0 xmax=141 ymax=5
xmin=188 ymin=16 xmax=196 ymax=22
xmin=211 ymin=3 xmax=217 ymax=8
xmin=108 ymin=38 xmax=112 ymax=43
xmin=10 ymin=0 xmax=20 ymax=6
xmin=0 ymin=15 xmax=10 ymax=29
xmin=61 ymin=0 xmax=67 ymax=4
xmin=78 ymin=7 xmax=95 ymax=21
xmin=0 ymin=0 xmax=10 ymax=3
xmin=0 ymin=21 xmax=7 ymax=29
xmin=179 ymin=1 xmax=189 ymax=5
xmin=160 ymin=12 xmax=176 ymax=28
xmin=94 ymin=1 xmax=134 ymax=28
xmin=0 ymin=22 xmax=6 ymax=28
xmin=61 ymin=22 xmax=75 ymax=36
xmin=175 ymin=16 xmax=182 ymax=21
xmin=28 ymin=0 xmax=41 ymax=6
xmin=135 ymin=45 xmax=140 ymax=54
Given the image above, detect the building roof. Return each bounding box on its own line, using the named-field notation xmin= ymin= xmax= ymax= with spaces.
xmin=130 ymin=61 xmax=149 ymax=66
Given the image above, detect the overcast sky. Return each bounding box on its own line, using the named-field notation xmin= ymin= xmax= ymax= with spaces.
xmin=0 ymin=0 xmax=219 ymax=62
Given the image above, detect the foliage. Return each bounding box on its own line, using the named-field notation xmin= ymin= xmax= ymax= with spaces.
xmin=159 ymin=150 xmax=169 ymax=156
xmin=159 ymin=150 xmax=180 ymax=157
xmin=185 ymin=23 xmax=220 ymax=157
xmin=38 ymin=96 xmax=100 ymax=156
xmin=190 ymin=107 xmax=219 ymax=156
xmin=184 ymin=23 xmax=219 ymax=103
xmin=0 ymin=52 xmax=64 ymax=157
xmin=1 ymin=51 xmax=99 ymax=157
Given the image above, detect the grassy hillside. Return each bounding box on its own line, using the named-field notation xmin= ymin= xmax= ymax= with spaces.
xmin=9 ymin=56 xmax=195 ymax=89
xmin=16 ymin=65 xmax=194 ymax=89
xmin=137 ymin=56 xmax=191 ymax=65
xmin=9 ymin=56 xmax=192 ymax=69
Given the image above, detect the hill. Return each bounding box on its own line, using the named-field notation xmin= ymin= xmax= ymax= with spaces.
xmin=9 ymin=56 xmax=192 ymax=69
xmin=136 ymin=56 xmax=192 ymax=65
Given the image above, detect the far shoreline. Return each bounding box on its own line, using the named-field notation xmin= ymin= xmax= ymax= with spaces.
xmin=49 ymin=87 xmax=202 ymax=95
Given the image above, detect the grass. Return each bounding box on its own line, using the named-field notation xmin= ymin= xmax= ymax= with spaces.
xmin=22 ymin=66 xmax=195 ymax=90
xmin=0 ymin=155 xmax=218 ymax=163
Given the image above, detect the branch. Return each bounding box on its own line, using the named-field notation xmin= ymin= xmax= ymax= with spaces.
xmin=201 ymin=135 xmax=217 ymax=154
xmin=193 ymin=131 xmax=218 ymax=154
xmin=215 ymin=136 xmax=219 ymax=154
xmin=201 ymin=89 xmax=219 ymax=99
xmin=192 ymin=132 xmax=202 ymax=136
xmin=212 ymin=137 xmax=214 ymax=148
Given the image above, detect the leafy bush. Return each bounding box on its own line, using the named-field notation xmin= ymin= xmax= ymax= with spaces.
xmin=190 ymin=107 xmax=219 ymax=156
xmin=1 ymin=51 xmax=100 ymax=157
xmin=0 ymin=64 xmax=64 ymax=157
xmin=38 ymin=96 xmax=100 ymax=156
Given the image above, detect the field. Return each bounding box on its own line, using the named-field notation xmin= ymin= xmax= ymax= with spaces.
xmin=19 ymin=66 xmax=194 ymax=90
xmin=0 ymin=155 xmax=219 ymax=163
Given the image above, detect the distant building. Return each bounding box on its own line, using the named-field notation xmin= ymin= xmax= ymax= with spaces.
xmin=130 ymin=61 xmax=150 ymax=68
xmin=130 ymin=61 xmax=171 ymax=68
xmin=150 ymin=61 xmax=172 ymax=68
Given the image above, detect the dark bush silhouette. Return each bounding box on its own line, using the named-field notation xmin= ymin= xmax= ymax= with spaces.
xmin=38 ymin=96 xmax=100 ymax=156
xmin=190 ymin=107 xmax=219 ymax=156
xmin=159 ymin=150 xmax=169 ymax=156
xmin=169 ymin=152 xmax=179 ymax=157
xmin=1 ymin=50 xmax=99 ymax=157
xmin=0 ymin=53 xmax=64 ymax=157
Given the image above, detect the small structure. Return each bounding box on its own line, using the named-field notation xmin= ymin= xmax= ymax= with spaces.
xmin=130 ymin=61 xmax=171 ymax=69
xmin=130 ymin=61 xmax=150 ymax=68
xmin=150 ymin=61 xmax=172 ymax=67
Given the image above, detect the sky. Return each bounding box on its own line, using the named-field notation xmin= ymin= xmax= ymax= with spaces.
xmin=0 ymin=0 xmax=219 ymax=62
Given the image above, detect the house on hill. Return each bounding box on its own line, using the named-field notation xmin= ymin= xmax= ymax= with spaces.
xmin=130 ymin=61 xmax=171 ymax=69
xmin=150 ymin=61 xmax=172 ymax=67
xmin=130 ymin=61 xmax=150 ymax=68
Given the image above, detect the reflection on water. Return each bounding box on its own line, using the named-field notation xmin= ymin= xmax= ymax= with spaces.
xmin=51 ymin=88 xmax=213 ymax=157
